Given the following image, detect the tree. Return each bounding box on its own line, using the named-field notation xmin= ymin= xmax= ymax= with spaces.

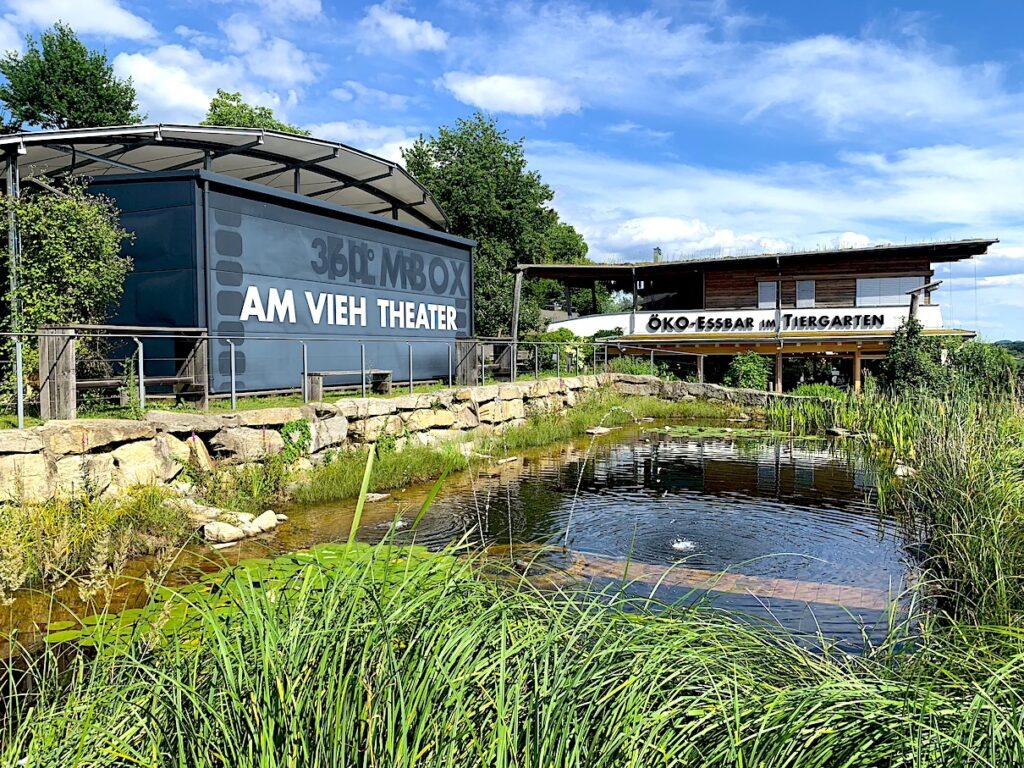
xmin=402 ymin=113 xmax=589 ymax=337
xmin=201 ymin=90 xmax=310 ymax=135
xmin=877 ymin=318 xmax=947 ymax=393
xmin=1 ymin=182 xmax=133 ymax=399
xmin=949 ymin=340 xmax=1019 ymax=392
xmin=0 ymin=23 xmax=142 ymax=130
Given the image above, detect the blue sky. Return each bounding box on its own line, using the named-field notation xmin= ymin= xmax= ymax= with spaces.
xmin=5 ymin=0 xmax=1024 ymax=339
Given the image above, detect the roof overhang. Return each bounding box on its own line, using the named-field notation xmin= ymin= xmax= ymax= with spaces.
xmin=0 ymin=124 xmax=449 ymax=231
xmin=517 ymin=238 xmax=999 ymax=285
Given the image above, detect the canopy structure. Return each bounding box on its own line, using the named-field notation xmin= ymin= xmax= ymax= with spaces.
xmin=0 ymin=124 xmax=448 ymax=230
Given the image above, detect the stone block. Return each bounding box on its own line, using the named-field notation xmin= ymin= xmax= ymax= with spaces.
xmin=0 ymin=429 xmax=43 ymax=454
xmin=232 ymin=407 xmax=305 ymax=428
xmin=334 ymin=398 xmax=398 ymax=419
xmin=348 ymin=414 xmax=403 ymax=442
xmin=453 ymin=403 xmax=479 ymax=429
xmin=38 ymin=419 xmax=156 ymax=455
xmin=112 ymin=435 xmax=187 ymax=486
xmin=455 ymin=384 xmax=500 ymax=403
xmin=186 ymin=434 xmax=215 ymax=472
xmin=478 ymin=398 xmax=525 ymax=424
xmin=204 ymin=521 xmax=246 ymax=543
xmin=208 ymin=427 xmax=285 ymax=465
xmin=561 ymin=377 xmax=583 ymax=390
xmin=311 ymin=416 xmax=348 ymax=452
xmin=55 ymin=454 xmax=115 ymax=496
xmin=145 ymin=410 xmax=224 ymax=434
xmin=404 ymin=408 xmax=456 ymax=431
xmin=0 ymin=453 xmax=56 ymax=503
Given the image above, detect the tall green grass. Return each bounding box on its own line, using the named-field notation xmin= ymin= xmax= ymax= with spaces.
xmin=4 ymin=545 xmax=1024 ymax=767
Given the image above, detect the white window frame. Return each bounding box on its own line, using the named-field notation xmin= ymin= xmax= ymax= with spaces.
xmin=796 ymin=280 xmax=815 ymax=309
xmin=757 ymin=281 xmax=777 ymax=309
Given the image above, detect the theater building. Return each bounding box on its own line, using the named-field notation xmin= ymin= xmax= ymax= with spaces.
xmin=513 ymin=239 xmax=996 ymax=391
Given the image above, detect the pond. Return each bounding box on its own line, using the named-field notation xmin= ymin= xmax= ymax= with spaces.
xmin=1 ymin=423 xmax=911 ymax=652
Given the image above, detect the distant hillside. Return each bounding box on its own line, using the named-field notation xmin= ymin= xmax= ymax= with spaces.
xmin=995 ymin=341 xmax=1024 ymax=357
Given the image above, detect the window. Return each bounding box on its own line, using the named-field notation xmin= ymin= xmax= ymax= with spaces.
xmin=856 ymin=276 xmax=926 ymax=307
xmin=757 ymin=281 xmax=777 ymax=309
xmin=796 ymin=280 xmax=815 ymax=308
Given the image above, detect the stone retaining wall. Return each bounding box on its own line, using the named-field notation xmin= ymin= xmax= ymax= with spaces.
xmin=0 ymin=374 xmax=773 ymax=503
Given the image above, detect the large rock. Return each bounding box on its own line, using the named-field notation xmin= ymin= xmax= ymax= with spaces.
xmin=335 ymin=399 xmax=398 ymax=419
xmin=404 ymin=407 xmax=456 ymax=431
xmin=455 ymin=384 xmax=500 ymax=403
xmin=186 ymin=434 xmax=215 ymax=472
xmin=38 ymin=419 xmax=156 ymax=455
xmin=251 ymin=509 xmax=278 ymax=533
xmin=389 ymin=392 xmax=454 ymax=411
xmin=232 ymin=407 xmax=305 ymax=428
xmin=55 ymin=454 xmax=115 ymax=496
xmin=311 ymin=416 xmax=348 ymax=452
xmin=525 ymin=395 xmax=563 ymax=416
xmin=452 ymin=403 xmax=479 ymax=429
xmin=0 ymin=453 xmax=55 ymax=503
xmin=497 ymin=383 xmax=531 ymax=400
xmin=0 ymin=429 xmax=43 ymax=454
xmin=145 ymin=410 xmax=224 ymax=434
xmin=527 ymin=378 xmax=565 ymax=398
xmin=348 ymin=414 xmax=403 ymax=442
xmin=478 ymin=398 xmax=525 ymax=424
xmin=175 ymin=498 xmax=225 ymax=525
xmin=111 ymin=435 xmax=188 ymax=486
xmin=203 ymin=520 xmax=246 ymax=543
xmin=209 ymin=427 xmax=285 ymax=464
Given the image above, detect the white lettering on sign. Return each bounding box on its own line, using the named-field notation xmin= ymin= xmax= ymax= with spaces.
xmin=237 ymin=286 xmax=455 ymax=331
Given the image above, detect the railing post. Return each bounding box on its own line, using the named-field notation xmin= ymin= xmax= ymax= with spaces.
xmin=14 ymin=336 xmax=23 ymax=429
xmin=360 ymin=343 xmax=366 ymax=398
xmin=649 ymin=348 xmax=655 ymax=373
xmin=604 ymin=344 xmax=608 ymax=373
xmin=534 ymin=344 xmax=539 ymax=380
xmin=133 ymin=337 xmax=146 ymax=411
xmin=448 ymin=343 xmax=453 ymax=387
xmin=300 ymin=341 xmax=309 ymax=402
xmin=227 ymin=339 xmax=237 ymax=410
xmin=408 ymin=343 xmax=414 ymax=394
xmin=556 ymin=346 xmax=560 ymax=378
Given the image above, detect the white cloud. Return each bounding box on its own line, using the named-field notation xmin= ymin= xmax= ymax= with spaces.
xmin=330 ymin=80 xmax=409 ymax=110
xmin=0 ymin=18 xmax=20 ymax=54
xmin=306 ymin=119 xmax=421 ymax=162
xmin=219 ymin=14 xmax=321 ymax=87
xmin=441 ymin=72 xmax=580 ymax=117
xmin=607 ymin=121 xmax=672 ymax=141
xmin=358 ymin=3 xmax=448 ymax=53
xmin=113 ymin=45 xmax=282 ymax=123
xmin=3 ymin=0 xmax=156 ymax=40
xmin=252 ymin=0 xmax=321 ymax=20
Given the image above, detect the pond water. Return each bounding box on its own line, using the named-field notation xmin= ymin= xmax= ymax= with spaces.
xmin=1 ymin=423 xmax=911 ymax=652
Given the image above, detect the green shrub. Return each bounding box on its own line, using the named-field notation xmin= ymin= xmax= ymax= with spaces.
xmin=877 ymin=318 xmax=947 ymax=393
xmin=607 ymin=355 xmax=673 ymax=378
xmin=722 ymin=352 xmax=772 ymax=390
xmin=948 ymin=340 xmax=1019 ymax=392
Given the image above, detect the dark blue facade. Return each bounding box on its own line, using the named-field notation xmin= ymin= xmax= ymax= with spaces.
xmin=91 ymin=170 xmax=474 ymax=394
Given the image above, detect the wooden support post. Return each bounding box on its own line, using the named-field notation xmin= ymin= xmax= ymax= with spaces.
xmin=696 ymin=355 xmax=705 ymax=384
xmin=774 ymin=351 xmax=783 ymax=394
xmin=510 ymin=270 xmax=523 ymax=382
xmin=853 ymin=349 xmax=862 ymax=393
xmin=308 ymin=373 xmax=324 ymax=403
xmin=177 ymin=335 xmax=209 ymax=410
xmin=455 ymin=339 xmax=480 ymax=386
xmin=39 ymin=327 xmax=76 ymax=420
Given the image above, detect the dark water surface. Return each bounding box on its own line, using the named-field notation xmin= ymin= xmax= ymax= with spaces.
xmin=2 ymin=424 xmax=910 ymax=650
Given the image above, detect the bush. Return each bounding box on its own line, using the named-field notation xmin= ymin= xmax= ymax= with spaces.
xmin=722 ymin=352 xmax=772 ymax=390
xmin=877 ymin=318 xmax=947 ymax=393
xmin=608 ymin=355 xmax=673 ymax=378
xmin=948 ymin=340 xmax=1019 ymax=392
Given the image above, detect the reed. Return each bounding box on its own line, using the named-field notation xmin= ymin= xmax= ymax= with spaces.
xmin=3 ymin=544 xmax=1023 ymax=767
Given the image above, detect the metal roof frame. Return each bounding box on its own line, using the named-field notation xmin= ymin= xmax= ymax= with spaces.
xmin=0 ymin=124 xmax=450 ymax=231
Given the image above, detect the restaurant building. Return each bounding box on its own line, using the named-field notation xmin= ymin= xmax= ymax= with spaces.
xmin=513 ymin=239 xmax=996 ymax=391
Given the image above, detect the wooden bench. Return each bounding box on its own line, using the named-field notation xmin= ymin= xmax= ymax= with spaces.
xmin=306 ymin=369 xmax=392 ymax=400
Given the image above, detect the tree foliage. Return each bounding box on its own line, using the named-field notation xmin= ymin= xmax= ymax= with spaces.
xmin=402 ymin=113 xmax=591 ymax=337
xmin=1 ymin=182 xmax=132 ymax=366
xmin=0 ymin=23 xmax=142 ymax=130
xmin=723 ymin=352 xmax=773 ymax=390
xmin=201 ymin=90 xmax=309 ymax=136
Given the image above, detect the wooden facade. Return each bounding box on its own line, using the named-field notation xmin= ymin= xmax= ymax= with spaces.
xmin=515 ymin=239 xmax=997 ymax=393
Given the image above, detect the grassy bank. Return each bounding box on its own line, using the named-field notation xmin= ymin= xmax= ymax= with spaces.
xmin=4 ymin=544 xmax=1023 ymax=767
xmin=0 ymin=487 xmax=190 ymax=600
xmin=293 ymin=391 xmax=740 ymax=506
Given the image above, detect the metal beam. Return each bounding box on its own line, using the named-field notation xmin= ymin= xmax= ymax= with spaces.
xmin=162 ymin=139 xmax=265 ymax=172
xmin=49 ymin=144 xmax=145 ymax=173
xmin=245 ymin=151 xmax=339 ymax=182
xmin=307 ymin=169 xmax=394 ymax=198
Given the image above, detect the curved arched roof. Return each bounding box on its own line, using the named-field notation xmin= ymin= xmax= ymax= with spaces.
xmin=0 ymin=124 xmax=448 ymax=231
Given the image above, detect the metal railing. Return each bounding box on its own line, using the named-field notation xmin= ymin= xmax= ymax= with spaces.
xmin=0 ymin=327 xmax=705 ymax=427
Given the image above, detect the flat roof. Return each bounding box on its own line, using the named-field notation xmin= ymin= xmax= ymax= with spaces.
xmin=518 ymin=238 xmax=998 ymax=284
xmin=0 ymin=124 xmax=448 ymax=231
